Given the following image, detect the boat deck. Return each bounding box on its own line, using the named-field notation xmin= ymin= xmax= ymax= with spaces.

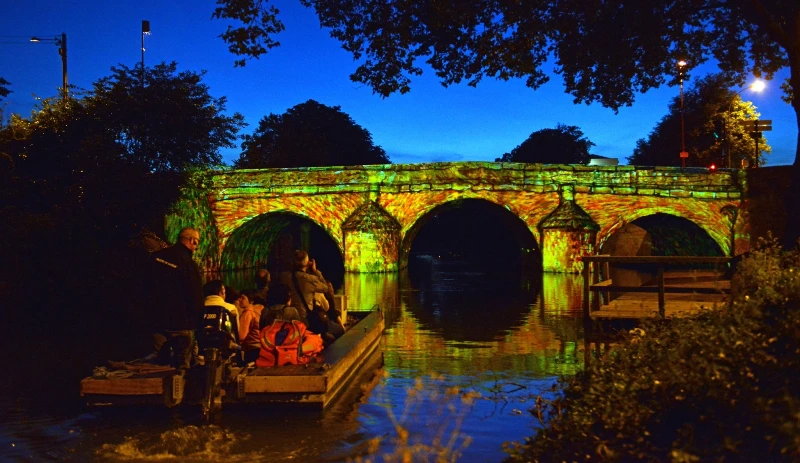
xmin=80 ymin=309 xmax=385 ymax=408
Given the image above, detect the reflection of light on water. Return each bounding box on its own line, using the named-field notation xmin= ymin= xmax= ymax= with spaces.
xmin=97 ymin=425 xmax=258 ymax=461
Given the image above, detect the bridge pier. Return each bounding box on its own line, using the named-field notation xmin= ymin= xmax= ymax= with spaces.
xmin=342 ymin=201 xmax=401 ymax=273
xmin=539 ymin=187 xmax=599 ymax=273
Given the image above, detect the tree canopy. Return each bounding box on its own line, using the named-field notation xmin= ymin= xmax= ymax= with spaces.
xmin=235 ymin=99 xmax=389 ymax=168
xmin=89 ymin=62 xmax=245 ymax=172
xmin=496 ymin=123 xmax=593 ymax=164
xmin=213 ymin=1 xmax=793 ymax=109
xmin=1 ymin=61 xmax=244 ymax=242
xmin=0 ymin=77 xmax=10 ymax=100
xmin=628 ymin=73 xmax=771 ymax=168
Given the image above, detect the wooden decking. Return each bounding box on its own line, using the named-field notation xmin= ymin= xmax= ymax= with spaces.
xmin=581 ymin=256 xmax=733 ymax=321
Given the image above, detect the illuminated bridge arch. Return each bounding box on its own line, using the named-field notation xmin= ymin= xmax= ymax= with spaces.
xmin=398 ymin=197 xmax=540 ymax=269
xmin=597 ymin=205 xmax=734 ymax=257
xmin=219 ymin=211 xmax=343 ymax=272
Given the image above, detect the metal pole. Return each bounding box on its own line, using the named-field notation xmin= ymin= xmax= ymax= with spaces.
xmin=59 ymin=33 xmax=67 ymax=101
xmin=724 ymin=118 xmax=730 ymax=168
xmin=680 ymin=75 xmax=686 ymax=167
xmin=680 ymin=78 xmax=685 ymax=168
xmin=755 ymin=133 xmax=759 ymax=168
xmin=141 ymin=30 xmax=145 ymax=83
xmin=141 ymin=20 xmax=150 ymax=86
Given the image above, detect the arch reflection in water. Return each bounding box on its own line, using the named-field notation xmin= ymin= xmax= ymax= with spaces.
xmin=386 ymin=270 xmax=584 ymax=378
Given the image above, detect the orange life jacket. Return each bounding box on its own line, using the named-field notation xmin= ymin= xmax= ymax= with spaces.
xmin=257 ymin=320 xmax=324 ymax=367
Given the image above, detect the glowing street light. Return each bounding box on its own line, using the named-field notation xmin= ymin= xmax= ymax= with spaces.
xmin=30 ymin=33 xmax=68 ymax=102
xmin=723 ymin=78 xmax=765 ymax=168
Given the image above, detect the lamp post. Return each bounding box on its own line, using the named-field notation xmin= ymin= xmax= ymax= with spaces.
xmin=677 ymin=60 xmax=688 ymax=168
xmin=30 ymin=33 xmax=67 ymax=102
xmin=723 ymin=79 xmax=765 ymax=168
xmin=142 ymin=20 xmax=150 ymax=85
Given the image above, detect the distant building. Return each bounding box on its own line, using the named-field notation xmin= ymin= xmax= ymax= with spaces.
xmin=588 ymin=155 xmax=619 ymax=166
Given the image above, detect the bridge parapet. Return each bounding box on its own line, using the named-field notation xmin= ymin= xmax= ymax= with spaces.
xmin=208 ymin=162 xmax=743 ymax=199
xmin=178 ymin=162 xmax=748 ymax=274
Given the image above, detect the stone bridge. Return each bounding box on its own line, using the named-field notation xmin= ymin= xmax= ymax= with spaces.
xmin=168 ymin=162 xmax=750 ymax=274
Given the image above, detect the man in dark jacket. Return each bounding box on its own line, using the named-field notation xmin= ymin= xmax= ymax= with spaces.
xmin=150 ymin=227 xmax=204 ymax=372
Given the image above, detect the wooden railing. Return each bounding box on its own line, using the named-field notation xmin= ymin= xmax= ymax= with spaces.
xmin=581 ymin=255 xmax=733 ymax=320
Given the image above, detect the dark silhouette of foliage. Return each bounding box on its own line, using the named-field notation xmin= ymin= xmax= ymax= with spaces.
xmin=212 ymin=0 xmax=285 ymax=67
xmin=0 ymin=62 xmax=243 ymax=325
xmin=90 ymin=62 xmax=245 ymax=172
xmin=0 ymin=77 xmax=10 ymax=100
xmin=496 ymin=123 xmax=593 ymax=164
xmin=3 ymin=62 xmax=244 ymax=236
xmin=506 ymin=238 xmax=800 ymax=462
xmin=235 ymin=99 xmax=389 ymax=168
xmin=628 ymin=73 xmax=771 ymax=168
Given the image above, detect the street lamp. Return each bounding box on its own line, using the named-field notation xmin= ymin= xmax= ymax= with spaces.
xmin=677 ymin=60 xmax=688 ymax=168
xmin=723 ymin=79 xmax=765 ymax=168
xmin=30 ymin=33 xmax=67 ymax=102
xmin=142 ymin=20 xmax=150 ymax=85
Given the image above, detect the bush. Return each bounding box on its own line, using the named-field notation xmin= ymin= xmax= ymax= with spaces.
xmin=506 ymin=238 xmax=800 ymax=462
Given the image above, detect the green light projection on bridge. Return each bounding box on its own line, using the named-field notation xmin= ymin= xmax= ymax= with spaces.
xmin=165 ymin=179 xmax=219 ymax=269
xmin=220 ymin=214 xmax=292 ymax=271
xmin=170 ymin=164 xmax=747 ymax=274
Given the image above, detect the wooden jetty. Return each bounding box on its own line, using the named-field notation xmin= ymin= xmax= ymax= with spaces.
xmin=80 ymin=309 xmax=385 ymax=410
xmin=581 ymin=255 xmax=733 ymax=321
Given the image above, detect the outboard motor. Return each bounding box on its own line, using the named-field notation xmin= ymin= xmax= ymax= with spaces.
xmin=197 ymin=305 xmax=239 ymax=421
xmin=197 ymin=305 xmax=239 ymax=353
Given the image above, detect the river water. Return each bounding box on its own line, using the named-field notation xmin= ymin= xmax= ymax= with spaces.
xmin=1 ymin=258 xmax=587 ymax=462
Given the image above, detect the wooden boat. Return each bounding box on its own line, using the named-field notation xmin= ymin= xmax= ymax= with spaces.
xmin=80 ymin=308 xmax=385 ymax=415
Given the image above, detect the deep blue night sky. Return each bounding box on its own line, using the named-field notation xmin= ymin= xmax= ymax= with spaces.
xmin=1 ymin=0 xmax=796 ymax=166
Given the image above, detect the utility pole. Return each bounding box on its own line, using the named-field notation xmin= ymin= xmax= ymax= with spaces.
xmin=30 ymin=33 xmax=68 ymax=103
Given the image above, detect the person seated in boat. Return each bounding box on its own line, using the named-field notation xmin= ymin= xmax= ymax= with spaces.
xmin=236 ymin=289 xmax=265 ymax=363
xmin=259 ymin=283 xmax=302 ymax=329
xmin=254 ymin=268 xmax=270 ymax=305
xmin=203 ymin=280 xmax=239 ymax=333
xmin=278 ymin=250 xmax=333 ymax=322
xmin=225 ymin=286 xmax=240 ymax=306
xmin=278 ymin=250 xmax=344 ymax=343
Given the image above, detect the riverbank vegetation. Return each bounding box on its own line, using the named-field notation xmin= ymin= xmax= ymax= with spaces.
xmin=506 ymin=237 xmax=800 ymax=462
xmin=0 ymin=62 xmax=243 ymax=352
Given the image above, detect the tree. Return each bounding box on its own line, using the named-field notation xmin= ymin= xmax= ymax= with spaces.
xmin=629 ymin=73 xmax=771 ymax=168
xmin=496 ymin=123 xmax=593 ymax=164
xmin=89 ymin=62 xmax=245 ymax=173
xmin=213 ymin=0 xmax=800 ymax=244
xmin=1 ymin=61 xmax=244 ymax=243
xmin=1 ymin=61 xmax=245 ymax=332
xmin=235 ymin=99 xmax=389 ymax=168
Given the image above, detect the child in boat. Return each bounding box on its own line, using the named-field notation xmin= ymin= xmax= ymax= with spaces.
xmin=236 ymin=289 xmax=264 ymax=363
xmin=259 ymin=283 xmax=302 ymax=329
